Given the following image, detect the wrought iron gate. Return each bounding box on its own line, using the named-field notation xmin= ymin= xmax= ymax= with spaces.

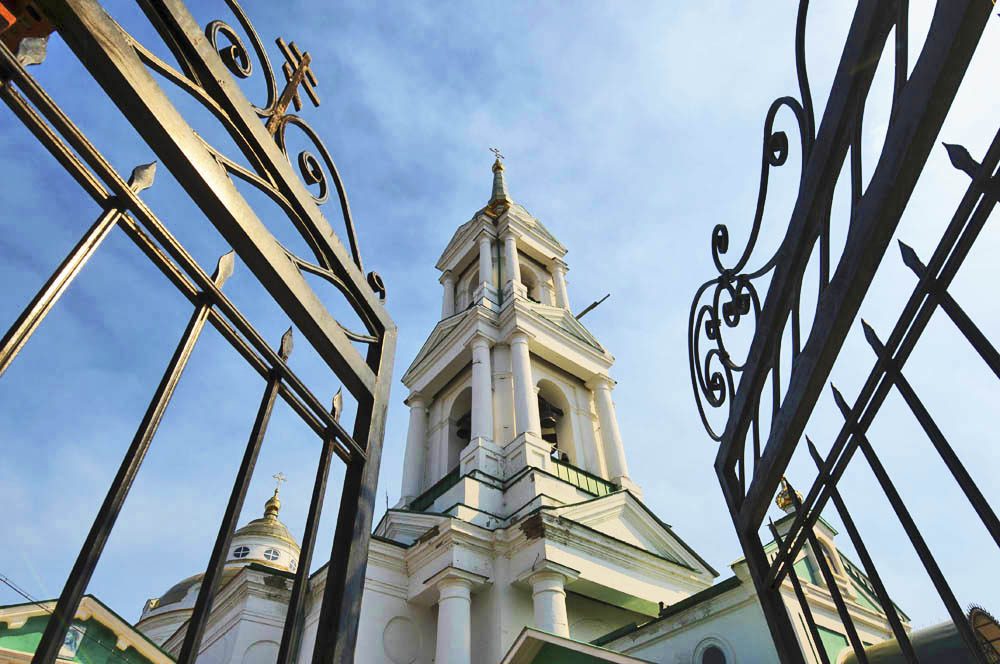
xmin=0 ymin=1 xmax=395 ymax=663
xmin=689 ymin=1 xmax=996 ymax=662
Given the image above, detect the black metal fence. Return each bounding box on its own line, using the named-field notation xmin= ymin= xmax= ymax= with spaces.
xmin=0 ymin=1 xmax=395 ymax=663
xmin=689 ymin=2 xmax=996 ymax=662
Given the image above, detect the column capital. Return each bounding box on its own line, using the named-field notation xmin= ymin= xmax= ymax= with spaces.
xmin=469 ymin=331 xmax=493 ymax=350
xmin=426 ymin=566 xmax=487 ymax=597
xmin=506 ymin=328 xmax=534 ymax=346
xmin=585 ymin=374 xmax=616 ymax=391
xmin=500 ymin=228 xmax=518 ymax=243
xmin=477 ymin=230 xmax=494 ymax=245
xmin=404 ymin=391 xmax=427 ymax=409
xmin=516 ymin=559 xmax=580 ymax=587
xmin=439 ymin=268 xmax=454 ymax=284
xmin=548 ymin=257 xmax=568 ymax=273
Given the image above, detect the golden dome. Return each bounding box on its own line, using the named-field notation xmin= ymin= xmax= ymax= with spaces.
xmin=775 ymin=477 xmax=803 ymax=513
xmin=232 ymin=488 xmax=301 ymax=552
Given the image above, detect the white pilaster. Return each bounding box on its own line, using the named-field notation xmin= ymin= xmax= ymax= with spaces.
xmin=434 ymin=577 xmax=472 ymax=664
xmin=510 ymin=331 xmax=540 ymax=436
xmin=441 ymin=270 xmax=455 ymax=318
xmin=588 ymin=375 xmax=630 ymax=482
xmin=502 ymin=231 xmax=521 ymax=288
xmin=471 ymin=334 xmax=494 ymax=441
xmin=549 ymin=259 xmax=569 ymax=310
xmin=400 ymin=393 xmax=427 ymax=505
xmin=478 ymin=233 xmax=494 ymax=289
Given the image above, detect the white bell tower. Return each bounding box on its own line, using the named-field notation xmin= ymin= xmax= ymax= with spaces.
xmin=397 ymin=157 xmax=640 ymax=512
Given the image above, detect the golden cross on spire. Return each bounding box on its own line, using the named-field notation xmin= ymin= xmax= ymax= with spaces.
xmin=272 ymin=472 xmax=287 ymax=493
xmin=490 ymin=147 xmax=504 ymax=161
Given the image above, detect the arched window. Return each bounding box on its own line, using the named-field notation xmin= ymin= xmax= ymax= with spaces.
xmin=702 ymin=645 xmax=726 ymax=664
xmin=447 ymin=387 xmax=472 ymax=474
xmin=536 ymin=380 xmax=576 ymax=466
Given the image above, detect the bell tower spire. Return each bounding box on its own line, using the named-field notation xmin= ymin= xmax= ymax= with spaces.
xmin=488 ymin=148 xmax=512 ymax=216
xmin=396 ymin=155 xmax=639 ymax=512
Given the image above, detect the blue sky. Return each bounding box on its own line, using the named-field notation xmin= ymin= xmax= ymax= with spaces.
xmin=1 ymin=0 xmax=998 ymax=634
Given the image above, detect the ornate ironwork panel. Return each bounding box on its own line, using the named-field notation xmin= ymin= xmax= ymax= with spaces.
xmin=689 ymin=1 xmax=996 ymax=662
xmin=0 ymin=1 xmax=396 ymax=663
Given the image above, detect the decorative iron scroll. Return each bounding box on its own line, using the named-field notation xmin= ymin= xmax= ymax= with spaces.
xmin=687 ymin=1 xmax=994 ymax=662
xmin=124 ymin=0 xmax=383 ymax=340
xmin=688 ymin=0 xmax=817 ymax=446
xmin=0 ymin=1 xmax=398 ymax=663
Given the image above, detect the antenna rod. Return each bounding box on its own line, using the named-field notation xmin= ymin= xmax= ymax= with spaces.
xmin=575 ymin=293 xmax=610 ymax=320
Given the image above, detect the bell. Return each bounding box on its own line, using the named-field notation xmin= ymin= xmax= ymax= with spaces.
xmin=457 ymin=427 xmax=470 ymax=440
xmin=540 ymin=414 xmax=558 ymax=429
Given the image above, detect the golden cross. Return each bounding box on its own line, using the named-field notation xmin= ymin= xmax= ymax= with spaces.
xmin=265 ymin=38 xmax=320 ymax=135
xmin=490 ymin=147 xmax=504 ymax=161
xmin=273 ymin=472 xmax=287 ymax=493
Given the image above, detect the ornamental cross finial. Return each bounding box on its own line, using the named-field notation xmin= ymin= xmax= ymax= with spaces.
xmin=490 ymin=147 xmax=504 ymax=161
xmin=265 ymin=38 xmax=320 ymax=135
xmin=272 ymin=472 xmax=287 ymax=493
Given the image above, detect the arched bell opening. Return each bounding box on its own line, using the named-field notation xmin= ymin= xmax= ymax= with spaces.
xmin=447 ymin=387 xmax=472 ymax=473
xmin=536 ymin=380 xmax=576 ymax=466
xmin=520 ymin=263 xmax=543 ymax=303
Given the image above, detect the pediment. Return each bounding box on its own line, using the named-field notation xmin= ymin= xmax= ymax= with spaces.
xmin=401 ymin=311 xmax=470 ymax=384
xmin=534 ymin=306 xmax=605 ymax=353
xmin=551 ymin=492 xmax=717 ymax=578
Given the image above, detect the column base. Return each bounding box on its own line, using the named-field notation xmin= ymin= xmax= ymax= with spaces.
xmin=503 ymin=431 xmax=552 ymax=478
xmin=613 ymin=475 xmax=643 ymax=499
xmin=460 ymin=436 xmax=504 ymax=478
xmin=473 ymin=283 xmax=501 ymax=311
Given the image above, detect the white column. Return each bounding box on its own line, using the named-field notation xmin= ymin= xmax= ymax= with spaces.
xmin=478 ymin=233 xmax=494 ymax=289
xmin=550 ymin=259 xmax=569 ymax=309
xmin=510 ymin=331 xmax=541 ymax=436
xmin=441 ymin=270 xmax=455 ymax=318
xmin=435 ymin=577 xmax=472 ymax=664
xmin=471 ymin=334 xmax=493 ymax=441
xmin=502 ymin=231 xmax=521 ymax=288
xmin=529 ymin=571 xmax=570 ymax=637
xmin=400 ymin=393 xmax=427 ymax=504
xmin=589 ymin=376 xmax=629 ymax=481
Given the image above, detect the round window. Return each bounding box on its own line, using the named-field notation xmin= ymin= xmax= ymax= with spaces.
xmin=232 ymin=546 xmax=250 ymax=559
xmin=702 ymin=645 xmax=726 ymax=664
xmin=264 ymin=548 xmax=280 ymax=561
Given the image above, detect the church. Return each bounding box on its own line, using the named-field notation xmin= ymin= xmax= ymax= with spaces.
xmin=0 ymin=161 xmax=916 ymax=664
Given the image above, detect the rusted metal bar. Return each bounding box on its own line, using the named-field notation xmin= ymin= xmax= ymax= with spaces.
xmin=177 ymin=328 xmax=292 ymax=664
xmin=32 ymin=253 xmax=234 ymax=664
xmin=805 ymin=438 xmax=918 ymax=664
xmin=0 ymin=163 xmax=152 ymax=377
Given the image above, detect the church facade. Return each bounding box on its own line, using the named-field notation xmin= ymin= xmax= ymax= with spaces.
xmin=0 ymin=161 xmax=907 ymax=664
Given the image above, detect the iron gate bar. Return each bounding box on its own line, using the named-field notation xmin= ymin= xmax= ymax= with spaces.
xmin=860 ymin=321 xmax=1000 ymax=551
xmin=275 ymin=395 xmax=337 ymax=664
xmin=765 ymin=129 xmax=1000 ymax=592
xmin=829 ymin=390 xmax=984 ymax=660
xmin=1 ymin=2 xmax=398 ymax=659
xmin=766 ymin=519 xmax=832 ymax=664
xmin=805 ymin=438 xmax=917 ymax=664
xmin=0 ymin=161 xmax=154 ymax=377
xmin=787 ymin=481 xmax=870 ymax=664
xmin=177 ymin=328 xmax=294 ymax=664
xmin=312 ymin=335 xmax=395 ymax=664
xmin=0 ymin=42 xmax=361 ymax=462
xmin=899 ymin=243 xmax=1000 ymax=380
xmin=32 ymin=252 xmax=234 ymax=664
xmin=730 ymin=0 xmax=989 ymax=536
xmin=42 ymin=0 xmax=380 ymax=401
